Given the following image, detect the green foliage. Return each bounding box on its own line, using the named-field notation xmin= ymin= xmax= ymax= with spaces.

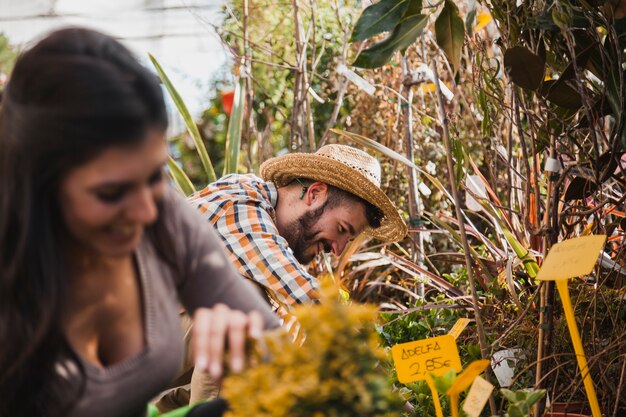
xmin=353 ymin=13 xmax=428 ymax=69
xmin=149 ymin=54 xmax=217 ymax=185
xmin=0 ymin=33 xmax=17 ymax=91
xmin=503 ymin=46 xmax=545 ymax=91
xmin=378 ymin=296 xmax=462 ymax=348
xmin=352 ymin=0 xmax=426 ymax=69
xmin=501 ymin=388 xmax=546 ymax=417
xmin=148 ymin=403 xmax=195 ymax=417
xmin=166 ymin=155 xmax=195 ymax=195
xmin=219 ymin=1 xmax=360 ymax=152
xmin=0 ymin=33 xmax=16 ymax=74
xmin=434 ymin=0 xmax=465 ymax=73
xmin=431 ymin=369 xmax=457 ymax=394
xmin=350 ymin=0 xmax=412 ymax=42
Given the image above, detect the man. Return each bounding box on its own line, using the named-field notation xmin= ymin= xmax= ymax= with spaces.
xmin=156 ymin=144 xmax=406 ymax=409
xmin=190 ymin=143 xmax=407 ymax=306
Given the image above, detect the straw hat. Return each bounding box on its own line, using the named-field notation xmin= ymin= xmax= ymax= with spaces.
xmin=260 ymin=144 xmax=407 ymax=242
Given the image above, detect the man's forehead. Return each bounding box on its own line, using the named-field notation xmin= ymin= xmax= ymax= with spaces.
xmin=330 ymin=201 xmax=368 ymax=232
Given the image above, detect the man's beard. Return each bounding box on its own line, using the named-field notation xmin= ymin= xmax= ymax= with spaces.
xmin=280 ymin=202 xmax=331 ymax=264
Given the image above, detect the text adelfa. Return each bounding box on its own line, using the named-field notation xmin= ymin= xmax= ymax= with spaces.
xmin=401 ymin=341 xmax=441 ymax=359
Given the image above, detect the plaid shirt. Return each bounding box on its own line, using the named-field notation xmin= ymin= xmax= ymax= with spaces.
xmin=188 ymin=174 xmax=319 ymax=306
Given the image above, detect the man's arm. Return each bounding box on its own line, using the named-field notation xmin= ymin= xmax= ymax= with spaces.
xmin=209 ymin=201 xmax=319 ymax=306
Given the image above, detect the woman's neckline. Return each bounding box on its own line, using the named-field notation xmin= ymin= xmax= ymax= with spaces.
xmin=68 ymin=244 xmax=152 ymax=378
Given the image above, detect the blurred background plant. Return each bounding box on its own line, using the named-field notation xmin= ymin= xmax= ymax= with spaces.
xmin=0 ymin=33 xmax=17 ymax=94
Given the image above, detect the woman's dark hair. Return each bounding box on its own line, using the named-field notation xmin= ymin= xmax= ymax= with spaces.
xmin=0 ymin=27 xmax=169 ymax=416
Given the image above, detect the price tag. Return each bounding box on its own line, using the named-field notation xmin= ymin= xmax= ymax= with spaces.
xmin=462 ymin=375 xmax=494 ymax=417
xmin=391 ymin=334 xmax=462 ymax=384
xmin=536 ymin=235 xmax=606 ymax=281
xmin=448 ymin=318 xmax=472 ymax=339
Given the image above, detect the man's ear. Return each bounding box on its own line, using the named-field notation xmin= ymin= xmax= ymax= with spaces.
xmin=304 ymin=182 xmax=328 ymax=207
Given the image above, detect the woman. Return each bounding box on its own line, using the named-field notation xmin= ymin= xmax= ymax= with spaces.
xmin=0 ymin=28 xmax=278 ymax=417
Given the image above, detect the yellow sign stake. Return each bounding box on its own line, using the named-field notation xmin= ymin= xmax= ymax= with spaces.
xmin=448 ymin=318 xmax=472 ymax=339
xmin=425 ymin=374 xmax=445 ymax=417
xmin=536 ymin=235 xmax=606 ymax=417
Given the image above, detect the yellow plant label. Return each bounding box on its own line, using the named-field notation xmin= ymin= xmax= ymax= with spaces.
xmin=447 ymin=359 xmax=491 ymax=396
xmin=391 ymin=335 xmax=462 ymax=384
xmin=462 ymin=375 xmax=494 ymax=417
xmin=448 ymin=318 xmax=472 ymax=339
xmin=474 ymin=11 xmax=492 ymax=31
xmin=536 ymin=235 xmax=606 ymax=281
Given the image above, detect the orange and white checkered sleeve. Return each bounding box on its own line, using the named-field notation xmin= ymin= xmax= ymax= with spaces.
xmin=209 ymin=200 xmax=319 ymax=306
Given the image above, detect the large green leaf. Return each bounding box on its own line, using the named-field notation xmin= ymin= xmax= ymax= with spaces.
xmin=223 ymin=78 xmax=245 ymax=175
xmin=166 ymin=155 xmax=195 ymax=196
xmin=434 ymin=0 xmax=465 ymax=73
xmin=503 ymin=46 xmax=545 ymax=90
xmin=350 ymin=0 xmax=410 ymax=42
xmin=540 ymin=79 xmax=582 ymax=109
xmin=353 ymin=13 xmax=428 ymax=69
xmin=149 ymin=53 xmax=217 ymax=183
xmin=404 ymin=0 xmax=423 ymax=16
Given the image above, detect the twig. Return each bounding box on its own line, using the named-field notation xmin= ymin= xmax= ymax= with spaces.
xmin=611 ymin=354 xmax=625 ymax=417
xmin=402 ymin=55 xmax=426 ymax=297
xmin=431 ymin=60 xmax=497 ymax=415
xmin=491 ymin=282 xmax=542 ymax=352
xmin=320 ymin=0 xmax=350 ymax=146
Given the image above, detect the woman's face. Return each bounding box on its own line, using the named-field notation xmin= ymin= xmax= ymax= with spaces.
xmin=59 ymin=130 xmax=168 ymax=259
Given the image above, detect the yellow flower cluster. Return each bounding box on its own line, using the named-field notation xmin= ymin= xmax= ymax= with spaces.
xmin=222 ymin=279 xmax=403 ymax=417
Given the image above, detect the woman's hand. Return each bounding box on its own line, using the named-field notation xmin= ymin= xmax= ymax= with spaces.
xmin=192 ymin=304 xmax=263 ymax=380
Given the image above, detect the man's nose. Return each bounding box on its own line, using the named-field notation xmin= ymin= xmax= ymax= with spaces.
xmin=127 ymin=186 xmax=158 ymax=225
xmin=331 ymin=237 xmax=350 ymax=256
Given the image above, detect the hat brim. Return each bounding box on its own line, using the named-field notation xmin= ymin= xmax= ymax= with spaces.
xmin=260 ymin=153 xmax=407 ymax=242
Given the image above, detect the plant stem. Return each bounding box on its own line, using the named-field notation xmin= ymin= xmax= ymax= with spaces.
xmin=431 ymin=61 xmax=497 ymax=415
xmin=290 ymin=0 xmax=305 ymax=151
xmin=402 ymin=55 xmax=425 ymax=297
xmin=612 ymin=356 xmax=626 ymax=417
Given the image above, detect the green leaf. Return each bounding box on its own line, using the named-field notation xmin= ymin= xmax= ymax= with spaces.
xmin=350 ymin=0 xmax=410 ymax=42
xmin=404 ymin=0 xmax=423 ymax=17
xmin=159 ymin=404 xmax=197 ymax=417
xmin=508 ymin=404 xmax=527 ymax=417
xmin=452 ymin=137 xmax=464 ymax=186
xmin=353 ymin=13 xmax=428 ymax=69
xmin=465 ymin=3 xmax=477 ymax=37
xmin=149 ymin=53 xmax=217 ymax=183
xmin=223 ymin=78 xmax=246 ymax=175
xmin=431 ymin=369 xmax=457 ymax=394
xmin=559 ymin=43 xmax=595 ymax=82
xmin=503 ymin=46 xmax=545 ymax=90
xmin=540 ymin=79 xmax=582 ymax=110
xmin=501 ymin=389 xmax=518 ymax=403
xmin=166 ymin=155 xmax=195 ymax=196
xmin=435 ymin=0 xmax=465 ymax=72
xmin=524 ymin=389 xmax=547 ymax=407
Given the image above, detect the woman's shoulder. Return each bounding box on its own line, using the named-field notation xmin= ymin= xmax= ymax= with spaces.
xmin=161 ymin=186 xmax=206 ymax=235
